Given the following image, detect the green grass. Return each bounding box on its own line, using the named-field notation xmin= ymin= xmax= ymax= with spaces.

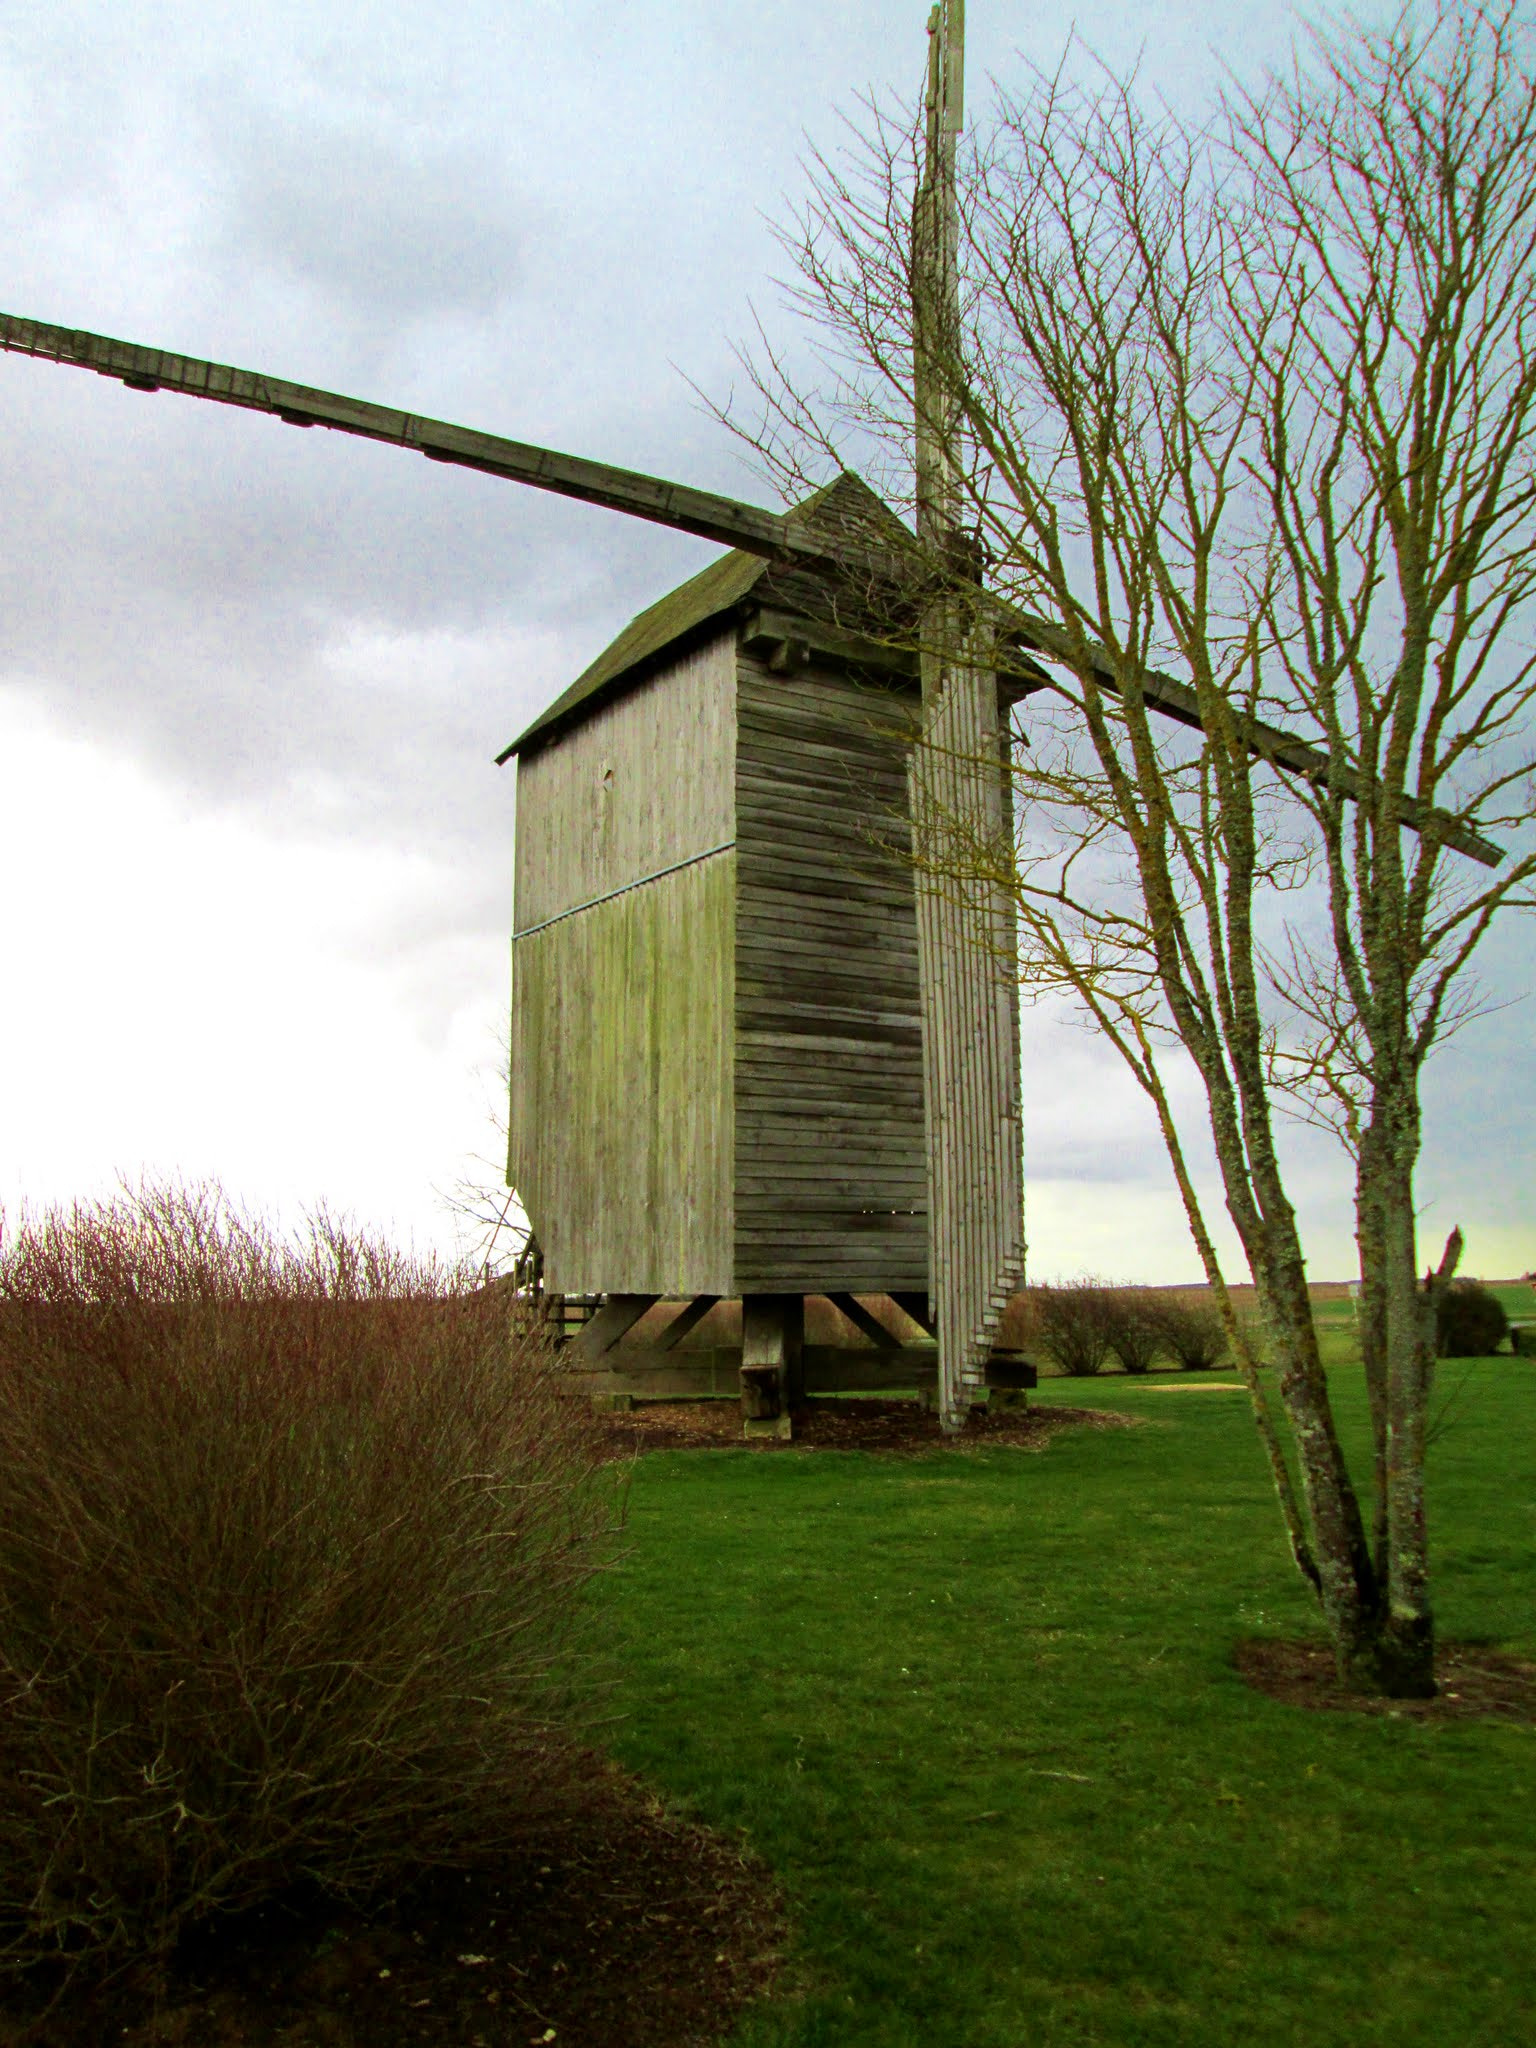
xmin=607 ymin=1360 xmax=1536 ymax=2046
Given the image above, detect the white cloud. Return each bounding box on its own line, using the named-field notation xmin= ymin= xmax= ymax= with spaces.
xmin=0 ymin=695 xmax=504 ymax=1254
xmin=208 ymin=98 xmax=532 ymax=326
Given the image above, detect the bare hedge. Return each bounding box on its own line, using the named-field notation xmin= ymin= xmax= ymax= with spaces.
xmin=1103 ymin=1289 xmax=1163 ymax=1374
xmin=0 ymin=1184 xmax=622 ymax=1991
xmin=1026 ymin=1280 xmax=1122 ymax=1376
xmin=1144 ymin=1292 xmax=1228 ymax=1371
xmin=1017 ymin=1282 xmax=1231 ymax=1375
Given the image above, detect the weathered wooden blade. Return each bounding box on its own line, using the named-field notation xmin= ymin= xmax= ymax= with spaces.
xmin=0 ymin=311 xmax=812 ymax=565
xmin=0 ymin=309 xmax=1501 ymax=868
xmin=1008 ymin=614 xmax=1506 ymax=870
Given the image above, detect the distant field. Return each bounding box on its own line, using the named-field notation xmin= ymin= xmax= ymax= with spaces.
xmin=1012 ymin=1278 xmax=1536 ymax=1376
xmin=1143 ymin=1279 xmax=1533 ymax=1316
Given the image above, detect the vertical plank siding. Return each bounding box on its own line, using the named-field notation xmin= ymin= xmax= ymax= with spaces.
xmin=733 ymin=654 xmax=930 ymax=1294
xmin=908 ymin=639 xmax=1027 ymax=1423
xmin=508 ymin=631 xmax=737 ymax=1295
xmin=512 ymin=630 xmax=737 ymax=930
xmin=509 ymin=856 xmax=734 ymax=1294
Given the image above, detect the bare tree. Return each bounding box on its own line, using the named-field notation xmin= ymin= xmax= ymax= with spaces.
xmin=1229 ymin=2 xmax=1536 ymax=1687
xmin=725 ymin=2 xmax=1536 ymax=1695
xmin=435 ymin=1032 xmax=532 ymax=1282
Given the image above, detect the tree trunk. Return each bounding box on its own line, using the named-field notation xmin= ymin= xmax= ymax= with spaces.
xmin=1200 ymin=983 xmax=1384 ymax=1677
xmin=1246 ymin=1241 xmax=1382 ymax=1676
xmin=1354 ymin=1122 xmax=1391 ymax=1588
xmin=1348 ymin=1094 xmax=1448 ymax=1700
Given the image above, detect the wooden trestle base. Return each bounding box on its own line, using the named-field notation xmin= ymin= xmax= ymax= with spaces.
xmin=561 ymin=1292 xmax=1036 ymax=1439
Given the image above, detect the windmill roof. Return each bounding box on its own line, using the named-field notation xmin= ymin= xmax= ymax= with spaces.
xmin=496 ymin=472 xmax=913 ymax=761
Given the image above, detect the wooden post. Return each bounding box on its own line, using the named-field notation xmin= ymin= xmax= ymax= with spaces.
xmin=741 ymin=1294 xmax=794 ymax=1439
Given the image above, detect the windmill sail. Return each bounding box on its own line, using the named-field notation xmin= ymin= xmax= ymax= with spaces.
xmin=0 ymin=315 xmax=1495 ymax=861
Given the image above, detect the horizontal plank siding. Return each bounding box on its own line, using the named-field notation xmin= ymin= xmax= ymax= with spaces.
xmin=734 ymin=651 xmax=929 ymax=1294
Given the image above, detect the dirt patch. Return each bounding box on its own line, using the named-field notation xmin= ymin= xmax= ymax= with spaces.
xmin=1 ymin=1763 xmax=785 ymax=2048
xmin=593 ymin=1396 xmax=1137 ymax=1459
xmin=1234 ymin=1637 xmax=1536 ymax=1723
xmin=1131 ymin=1381 xmax=1246 ymax=1393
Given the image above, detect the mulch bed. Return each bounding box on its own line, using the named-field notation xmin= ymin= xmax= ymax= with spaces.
xmin=592 ymin=1395 xmax=1138 ymax=1459
xmin=1234 ymin=1637 xmax=1536 ymax=1723
xmin=1 ymin=1763 xmax=786 ymax=2048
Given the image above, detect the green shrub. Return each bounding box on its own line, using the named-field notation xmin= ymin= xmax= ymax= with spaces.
xmin=1146 ymin=1291 xmax=1228 ymax=1371
xmin=1435 ymin=1278 xmax=1510 ymax=1358
xmin=0 ymin=1184 xmax=622 ymax=1991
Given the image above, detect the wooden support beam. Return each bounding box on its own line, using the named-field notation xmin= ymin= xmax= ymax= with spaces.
xmin=889 ymin=1290 xmax=938 ymax=1339
xmin=562 ymin=1345 xmax=1036 ymax=1399
xmin=1006 ymin=614 xmax=1504 ymax=868
xmin=803 ymin=1343 xmax=937 ymax=1390
xmin=744 ymin=607 xmax=921 ymax=682
xmin=828 ymin=1292 xmax=904 ymax=1351
xmin=740 ymin=1294 xmax=792 ymax=1435
xmin=653 ymin=1295 xmax=720 ymax=1352
xmin=0 ymin=314 xmax=892 ymax=578
xmin=569 ymin=1292 xmax=658 ymax=1362
xmin=562 ymin=1347 xmax=745 ymax=1399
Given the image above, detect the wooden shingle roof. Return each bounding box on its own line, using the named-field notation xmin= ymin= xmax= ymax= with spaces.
xmin=496 ymin=472 xmax=913 ymax=761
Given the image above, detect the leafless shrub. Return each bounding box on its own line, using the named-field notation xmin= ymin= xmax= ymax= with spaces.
xmin=1028 ymin=1280 xmax=1122 ymax=1377
xmin=0 ymin=1183 xmax=623 ymax=1993
xmin=1102 ymin=1289 xmax=1165 ymax=1375
xmin=1145 ymin=1292 xmax=1229 ymax=1372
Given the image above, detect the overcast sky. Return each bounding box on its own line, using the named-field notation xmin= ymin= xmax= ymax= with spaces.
xmin=0 ymin=0 xmax=1530 ymax=1285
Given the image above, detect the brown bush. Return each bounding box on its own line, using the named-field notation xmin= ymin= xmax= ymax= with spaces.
xmin=1102 ymin=1289 xmax=1165 ymax=1374
xmin=0 ymin=1184 xmax=622 ymax=1991
xmin=1027 ymin=1280 xmax=1121 ymax=1376
xmin=1145 ymin=1290 xmax=1229 ymax=1371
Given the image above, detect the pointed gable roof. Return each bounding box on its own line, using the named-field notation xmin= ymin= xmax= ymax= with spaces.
xmin=496 ymin=472 xmax=913 ymax=762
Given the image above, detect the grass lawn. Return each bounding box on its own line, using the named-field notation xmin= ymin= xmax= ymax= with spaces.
xmin=607 ymin=1358 xmax=1536 ymax=2046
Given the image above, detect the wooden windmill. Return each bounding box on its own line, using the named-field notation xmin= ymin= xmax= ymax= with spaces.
xmin=0 ymin=4 xmax=1495 ymax=1436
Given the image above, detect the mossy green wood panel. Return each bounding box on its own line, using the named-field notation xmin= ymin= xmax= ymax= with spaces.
xmin=513 ymin=628 xmax=736 ymax=930
xmin=509 ymin=851 xmax=735 ymax=1297
xmin=733 ymin=655 xmax=929 ymax=1294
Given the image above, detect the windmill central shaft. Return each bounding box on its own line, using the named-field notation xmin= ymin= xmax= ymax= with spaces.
xmin=910 ymin=0 xmax=1027 ymax=1429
